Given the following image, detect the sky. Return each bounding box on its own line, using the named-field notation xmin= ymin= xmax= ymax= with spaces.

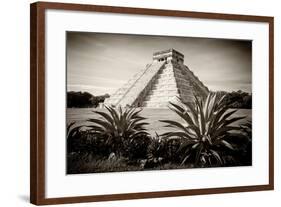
xmin=67 ymin=32 xmax=252 ymax=96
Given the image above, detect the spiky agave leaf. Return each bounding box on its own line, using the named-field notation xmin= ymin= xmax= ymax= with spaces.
xmin=67 ymin=122 xmax=82 ymax=140
xmin=67 ymin=122 xmax=88 ymax=154
xmin=67 ymin=122 xmax=76 ymax=136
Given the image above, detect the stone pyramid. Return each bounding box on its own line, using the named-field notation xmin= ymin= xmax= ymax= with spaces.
xmin=104 ymin=49 xmax=209 ymax=108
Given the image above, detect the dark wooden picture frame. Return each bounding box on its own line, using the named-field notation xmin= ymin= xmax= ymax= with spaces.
xmin=30 ymin=1 xmax=274 ymax=205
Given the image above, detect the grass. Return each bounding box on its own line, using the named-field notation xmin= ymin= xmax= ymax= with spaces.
xmin=67 ymin=108 xmax=251 ymax=135
xmin=67 ymin=154 xmax=140 ymax=174
xmin=67 ymin=152 xmax=245 ymax=174
xmin=67 ymin=153 xmax=195 ymax=174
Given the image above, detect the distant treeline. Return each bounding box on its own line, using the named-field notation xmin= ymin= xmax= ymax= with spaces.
xmin=67 ymin=90 xmax=251 ymax=109
xmin=217 ymin=90 xmax=252 ymax=109
xmin=67 ymin=91 xmax=109 ymax=108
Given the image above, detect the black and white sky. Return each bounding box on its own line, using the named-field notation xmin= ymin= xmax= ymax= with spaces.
xmin=67 ymin=32 xmax=252 ymax=96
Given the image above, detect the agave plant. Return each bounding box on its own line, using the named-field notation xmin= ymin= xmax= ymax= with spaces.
xmin=86 ymin=105 xmax=149 ymax=157
xmin=160 ymin=92 xmax=246 ymax=167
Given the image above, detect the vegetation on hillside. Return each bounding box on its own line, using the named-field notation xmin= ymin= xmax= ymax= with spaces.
xmin=67 ymin=91 xmax=109 ymax=108
xmin=67 ymin=90 xmax=252 ymax=109
xmin=218 ymin=90 xmax=252 ymax=109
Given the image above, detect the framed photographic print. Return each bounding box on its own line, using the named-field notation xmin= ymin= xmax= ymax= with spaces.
xmin=30 ymin=1 xmax=274 ymax=205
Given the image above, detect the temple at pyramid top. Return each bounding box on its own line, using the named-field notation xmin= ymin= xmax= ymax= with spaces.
xmin=153 ymin=48 xmax=184 ymax=64
xmin=104 ymin=49 xmax=209 ymax=108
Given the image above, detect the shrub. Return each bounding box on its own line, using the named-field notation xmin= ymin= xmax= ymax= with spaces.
xmin=67 ymin=122 xmax=111 ymax=160
xmin=146 ymin=134 xmax=166 ymax=165
xmin=123 ymin=134 xmax=151 ymax=161
xmin=145 ymin=134 xmax=182 ymax=168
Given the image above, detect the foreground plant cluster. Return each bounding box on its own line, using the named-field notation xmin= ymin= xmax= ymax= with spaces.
xmin=67 ymin=93 xmax=252 ymax=174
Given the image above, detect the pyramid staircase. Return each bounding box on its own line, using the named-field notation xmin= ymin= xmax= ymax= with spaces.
xmin=104 ymin=61 xmax=165 ymax=107
xmin=141 ymin=62 xmax=180 ymax=107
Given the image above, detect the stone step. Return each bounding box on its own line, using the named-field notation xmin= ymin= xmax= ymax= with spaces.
xmin=151 ymin=83 xmax=178 ymax=90
xmin=143 ymin=95 xmax=178 ymax=103
xmin=142 ymin=102 xmax=170 ymax=108
xmin=157 ymin=72 xmax=175 ymax=78
xmin=146 ymin=90 xmax=178 ymax=97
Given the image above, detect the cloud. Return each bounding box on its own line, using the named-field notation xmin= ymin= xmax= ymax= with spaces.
xmin=67 ymin=32 xmax=252 ymax=94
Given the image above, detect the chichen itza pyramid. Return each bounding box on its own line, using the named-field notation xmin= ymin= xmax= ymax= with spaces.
xmin=104 ymin=49 xmax=209 ymax=108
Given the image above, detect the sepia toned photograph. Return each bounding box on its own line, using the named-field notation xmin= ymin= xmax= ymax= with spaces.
xmin=66 ymin=32 xmax=252 ymax=174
